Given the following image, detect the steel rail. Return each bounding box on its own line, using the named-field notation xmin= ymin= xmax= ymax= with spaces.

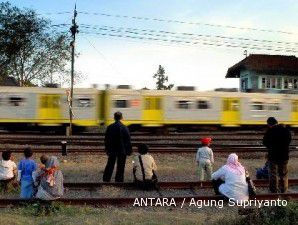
xmin=64 ymin=179 xmax=298 ymax=189
xmin=0 ymin=193 xmax=297 ymax=207
xmin=1 ymin=146 xmax=297 ymax=153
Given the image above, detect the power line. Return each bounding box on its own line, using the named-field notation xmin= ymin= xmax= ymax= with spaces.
xmin=80 ymin=24 xmax=298 ymax=47
xmin=79 ymin=25 xmax=298 ymax=53
xmin=37 ymin=11 xmax=72 ymax=16
xmin=50 ymin=23 xmax=70 ymax=27
xmin=82 ymin=36 xmax=133 ymax=85
xmin=78 ymin=11 xmax=295 ymax=35
xmin=80 ymin=30 xmax=298 ymax=53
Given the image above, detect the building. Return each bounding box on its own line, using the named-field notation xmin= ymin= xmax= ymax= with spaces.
xmin=226 ymin=54 xmax=298 ymax=93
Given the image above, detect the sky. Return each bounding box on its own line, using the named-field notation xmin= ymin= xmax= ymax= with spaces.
xmin=7 ymin=0 xmax=298 ymax=90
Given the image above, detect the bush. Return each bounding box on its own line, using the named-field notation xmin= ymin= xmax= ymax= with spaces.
xmin=214 ymin=202 xmax=298 ymax=225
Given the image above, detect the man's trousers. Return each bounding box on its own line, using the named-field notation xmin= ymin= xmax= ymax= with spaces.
xmin=103 ymin=155 xmax=127 ymax=182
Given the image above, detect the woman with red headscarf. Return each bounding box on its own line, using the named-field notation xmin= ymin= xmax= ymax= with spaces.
xmin=211 ymin=153 xmax=249 ymax=201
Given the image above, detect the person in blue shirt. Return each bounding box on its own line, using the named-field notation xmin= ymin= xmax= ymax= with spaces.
xmin=256 ymin=154 xmax=269 ymax=180
xmin=17 ymin=147 xmax=37 ymax=199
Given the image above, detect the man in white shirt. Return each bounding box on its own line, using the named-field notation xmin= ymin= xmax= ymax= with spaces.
xmin=133 ymin=144 xmax=158 ymax=190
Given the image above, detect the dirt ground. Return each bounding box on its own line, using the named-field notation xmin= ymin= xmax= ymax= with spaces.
xmin=7 ymin=151 xmax=298 ymax=182
xmin=0 ymin=151 xmax=297 ymax=225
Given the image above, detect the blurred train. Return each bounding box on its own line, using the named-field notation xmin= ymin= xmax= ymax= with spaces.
xmin=1 ymin=86 xmax=298 ymax=131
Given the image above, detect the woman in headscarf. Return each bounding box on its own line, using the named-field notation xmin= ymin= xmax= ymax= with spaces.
xmin=211 ymin=153 xmax=249 ymax=201
xmin=35 ymin=156 xmax=64 ymax=201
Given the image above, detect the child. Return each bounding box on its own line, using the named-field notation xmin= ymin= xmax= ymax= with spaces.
xmin=196 ymin=137 xmax=214 ymax=181
xmin=0 ymin=150 xmax=17 ymax=192
xmin=18 ymin=147 xmax=37 ymax=199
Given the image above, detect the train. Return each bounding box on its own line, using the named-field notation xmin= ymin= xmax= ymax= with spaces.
xmin=0 ymin=86 xmax=298 ymax=131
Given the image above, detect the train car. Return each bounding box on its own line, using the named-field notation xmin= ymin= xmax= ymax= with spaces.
xmin=0 ymin=86 xmax=101 ymax=129
xmin=104 ymin=88 xmax=298 ymax=128
xmin=1 ymin=86 xmax=298 ymax=131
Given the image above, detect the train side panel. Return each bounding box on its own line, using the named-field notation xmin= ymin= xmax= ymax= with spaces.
xmin=163 ymin=95 xmax=221 ymax=125
xmin=0 ymin=92 xmax=38 ymax=123
xmin=105 ymin=89 xmax=142 ymax=126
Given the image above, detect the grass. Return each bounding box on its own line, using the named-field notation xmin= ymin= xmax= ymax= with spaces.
xmin=1 ymin=202 xmax=297 ymax=225
xmin=0 ymin=203 xmax=239 ymax=225
xmin=0 ymin=152 xmax=296 ymax=225
xmin=214 ymin=202 xmax=298 ymax=225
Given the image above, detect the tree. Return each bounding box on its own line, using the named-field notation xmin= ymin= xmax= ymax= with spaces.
xmin=0 ymin=2 xmax=78 ymax=86
xmin=153 ymin=65 xmax=174 ymax=90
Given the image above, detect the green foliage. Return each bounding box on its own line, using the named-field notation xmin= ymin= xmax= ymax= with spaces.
xmin=153 ymin=65 xmax=174 ymax=90
xmin=0 ymin=2 xmax=75 ymax=86
xmin=214 ymin=202 xmax=298 ymax=225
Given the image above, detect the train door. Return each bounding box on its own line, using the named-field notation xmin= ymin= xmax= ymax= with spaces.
xmin=291 ymin=100 xmax=298 ymax=124
xmin=221 ymin=98 xmax=240 ymax=126
xmin=142 ymin=96 xmax=163 ymax=124
xmin=39 ymin=94 xmax=62 ymax=121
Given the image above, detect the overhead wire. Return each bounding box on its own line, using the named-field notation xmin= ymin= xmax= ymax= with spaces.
xmin=78 ymin=11 xmax=296 ymax=35
xmin=37 ymin=11 xmax=298 ymax=53
xmin=80 ymin=24 xmax=298 ymax=48
xmin=79 ymin=25 xmax=298 ymax=53
xmin=80 ymin=30 xmax=298 ymax=53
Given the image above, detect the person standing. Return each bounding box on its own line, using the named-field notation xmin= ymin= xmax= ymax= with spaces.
xmin=263 ymin=117 xmax=292 ymax=193
xmin=103 ymin=111 xmax=132 ymax=182
xmin=196 ymin=137 xmax=214 ymax=181
xmin=18 ymin=147 xmax=38 ymax=199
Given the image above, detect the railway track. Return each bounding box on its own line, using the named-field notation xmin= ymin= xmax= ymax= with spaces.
xmin=0 ymin=193 xmax=297 ymax=207
xmin=0 ymin=179 xmax=297 ymax=207
xmin=0 ymin=132 xmax=297 ymax=153
xmin=1 ymin=145 xmax=297 ymax=153
xmin=63 ymin=179 xmax=298 ymax=189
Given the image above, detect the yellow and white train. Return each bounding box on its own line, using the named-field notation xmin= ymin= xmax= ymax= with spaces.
xmin=1 ymin=86 xmax=298 ymax=130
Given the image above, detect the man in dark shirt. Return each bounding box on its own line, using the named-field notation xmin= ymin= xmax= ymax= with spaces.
xmin=103 ymin=111 xmax=132 ymax=182
xmin=263 ymin=117 xmax=292 ymax=193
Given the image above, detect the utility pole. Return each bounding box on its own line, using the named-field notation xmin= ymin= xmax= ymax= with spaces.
xmin=68 ymin=4 xmax=79 ymax=136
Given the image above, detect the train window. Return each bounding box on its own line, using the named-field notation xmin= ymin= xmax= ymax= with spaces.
xmin=266 ymin=79 xmax=270 ymax=88
xmin=268 ymin=103 xmax=280 ymax=111
xmin=231 ymin=100 xmax=239 ymax=111
xmin=9 ymin=96 xmax=24 ymax=106
xmin=261 ymin=78 xmax=266 ymax=89
xmin=52 ymin=96 xmax=60 ymax=108
xmin=251 ymin=102 xmax=265 ymax=111
xmin=284 ymin=79 xmax=289 ymax=89
xmin=114 ymin=100 xmax=129 ymax=108
xmin=76 ymin=98 xmax=92 ymax=107
xmin=145 ymin=99 xmax=151 ymax=110
xmin=292 ymin=101 xmax=298 ymax=112
xmin=197 ymin=100 xmax=209 ymax=109
xmin=223 ymin=100 xmax=229 ymax=111
xmin=277 ymin=78 xmax=282 ymax=89
xmin=40 ymin=97 xmax=48 ymax=108
xmin=177 ymin=101 xmax=191 ymax=109
xmin=271 ymin=78 xmax=276 ymax=88
xmin=155 ymin=98 xmax=161 ymax=110
xmin=288 ymin=79 xmax=293 ymax=89
xmin=294 ymin=79 xmax=298 ymax=89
